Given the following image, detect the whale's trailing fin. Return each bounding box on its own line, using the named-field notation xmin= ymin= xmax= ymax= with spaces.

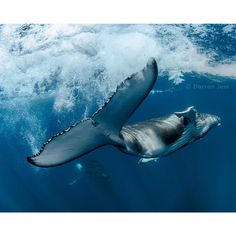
xmin=93 ymin=58 xmax=158 ymax=134
xmin=27 ymin=58 xmax=157 ymax=167
xmin=27 ymin=119 xmax=108 ymax=167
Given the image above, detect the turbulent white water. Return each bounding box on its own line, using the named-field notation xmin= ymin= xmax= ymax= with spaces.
xmin=0 ymin=24 xmax=235 ymax=152
xmin=0 ymin=24 xmax=236 ymax=111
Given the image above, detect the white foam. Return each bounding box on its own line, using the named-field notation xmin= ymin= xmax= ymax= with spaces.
xmin=223 ymin=25 xmax=235 ymax=34
xmin=0 ymin=24 xmax=235 ymax=109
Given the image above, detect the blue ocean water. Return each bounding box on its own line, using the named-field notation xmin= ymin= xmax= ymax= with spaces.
xmin=0 ymin=24 xmax=235 ymax=211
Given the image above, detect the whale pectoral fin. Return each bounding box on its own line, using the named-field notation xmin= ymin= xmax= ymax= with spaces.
xmin=93 ymin=58 xmax=158 ymax=134
xmin=27 ymin=119 xmax=108 ymax=167
xmin=138 ymin=157 xmax=159 ymax=164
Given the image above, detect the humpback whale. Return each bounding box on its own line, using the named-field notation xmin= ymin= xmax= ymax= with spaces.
xmin=27 ymin=58 xmax=221 ymax=167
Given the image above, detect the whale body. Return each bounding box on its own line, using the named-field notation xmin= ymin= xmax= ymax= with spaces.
xmin=27 ymin=58 xmax=221 ymax=167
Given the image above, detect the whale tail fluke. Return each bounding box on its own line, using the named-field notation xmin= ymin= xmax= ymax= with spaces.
xmin=27 ymin=58 xmax=158 ymax=167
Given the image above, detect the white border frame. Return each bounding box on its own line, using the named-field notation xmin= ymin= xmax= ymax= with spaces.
xmin=0 ymin=0 xmax=236 ymax=235
xmin=0 ymin=0 xmax=235 ymax=23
